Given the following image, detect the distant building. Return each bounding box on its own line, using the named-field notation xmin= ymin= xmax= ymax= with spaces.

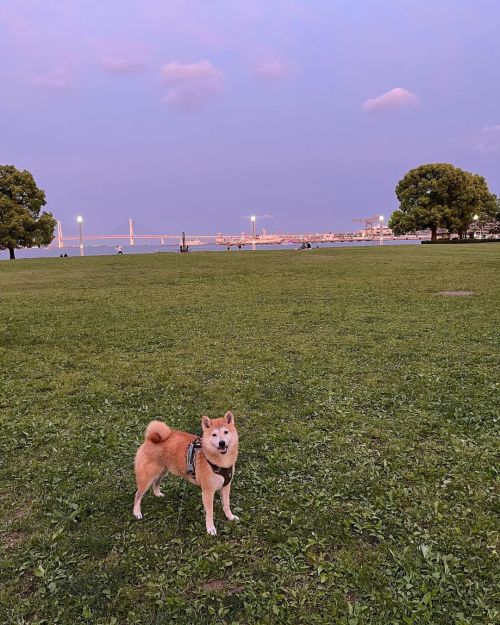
xmin=361 ymin=225 xmax=393 ymax=237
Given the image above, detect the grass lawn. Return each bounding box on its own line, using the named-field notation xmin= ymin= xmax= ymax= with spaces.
xmin=0 ymin=245 xmax=499 ymax=625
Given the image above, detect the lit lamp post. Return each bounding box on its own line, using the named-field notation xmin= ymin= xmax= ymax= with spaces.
xmin=379 ymin=215 xmax=384 ymax=245
xmin=251 ymin=215 xmax=256 ymax=250
xmin=473 ymin=214 xmax=479 ymax=239
xmin=77 ymin=216 xmax=84 ymax=256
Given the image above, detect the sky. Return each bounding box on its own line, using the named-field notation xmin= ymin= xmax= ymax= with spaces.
xmin=1 ymin=0 xmax=499 ymax=236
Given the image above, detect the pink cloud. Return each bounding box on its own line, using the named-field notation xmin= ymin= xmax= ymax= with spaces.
xmin=161 ymin=60 xmax=223 ymax=84
xmin=31 ymin=66 xmax=72 ymax=90
xmin=91 ymin=39 xmax=149 ymax=75
xmin=481 ymin=123 xmax=500 ymax=133
xmin=256 ymin=61 xmax=289 ymax=80
xmin=362 ymin=87 xmax=420 ymax=112
xmin=161 ymin=61 xmax=224 ymax=111
xmin=99 ymin=57 xmax=146 ymax=73
xmin=163 ymin=87 xmax=209 ymax=112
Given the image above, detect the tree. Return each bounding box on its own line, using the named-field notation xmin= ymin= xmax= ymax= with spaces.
xmin=488 ymin=195 xmax=500 ymax=234
xmin=389 ymin=163 xmax=497 ymax=241
xmin=0 ymin=165 xmax=56 ymax=259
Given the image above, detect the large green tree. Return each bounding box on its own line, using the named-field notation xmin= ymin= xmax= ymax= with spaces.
xmin=389 ymin=163 xmax=497 ymax=241
xmin=0 ymin=165 xmax=56 ymax=259
xmin=489 ymin=195 xmax=500 ymax=234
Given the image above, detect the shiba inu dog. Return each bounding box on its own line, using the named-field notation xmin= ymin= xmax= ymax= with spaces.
xmin=133 ymin=411 xmax=239 ymax=535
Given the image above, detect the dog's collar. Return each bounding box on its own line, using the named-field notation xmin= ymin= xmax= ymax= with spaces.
xmin=186 ymin=438 xmax=233 ymax=486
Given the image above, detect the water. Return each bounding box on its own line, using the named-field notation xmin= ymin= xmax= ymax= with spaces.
xmin=2 ymin=239 xmax=423 ymax=261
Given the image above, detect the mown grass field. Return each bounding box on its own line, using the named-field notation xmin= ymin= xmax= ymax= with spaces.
xmin=0 ymin=245 xmax=498 ymax=625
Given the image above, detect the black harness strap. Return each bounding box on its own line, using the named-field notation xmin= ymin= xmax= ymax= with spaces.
xmin=186 ymin=438 xmax=202 ymax=477
xmin=186 ymin=438 xmax=233 ymax=486
xmin=206 ymin=460 xmax=233 ymax=487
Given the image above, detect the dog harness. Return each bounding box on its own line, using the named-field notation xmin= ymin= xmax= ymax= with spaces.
xmin=186 ymin=438 xmax=233 ymax=486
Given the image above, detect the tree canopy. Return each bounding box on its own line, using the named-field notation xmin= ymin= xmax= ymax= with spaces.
xmin=389 ymin=163 xmax=497 ymax=240
xmin=0 ymin=165 xmax=56 ymax=259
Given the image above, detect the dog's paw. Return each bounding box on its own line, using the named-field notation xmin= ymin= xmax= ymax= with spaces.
xmin=134 ymin=512 xmax=143 ymax=520
xmin=206 ymin=526 xmax=217 ymax=536
xmin=227 ymin=514 xmax=240 ymax=522
xmin=154 ymin=491 xmax=165 ymax=498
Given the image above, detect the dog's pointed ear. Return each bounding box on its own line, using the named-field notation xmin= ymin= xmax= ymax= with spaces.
xmin=224 ymin=411 xmax=234 ymax=425
xmin=201 ymin=415 xmax=211 ymax=430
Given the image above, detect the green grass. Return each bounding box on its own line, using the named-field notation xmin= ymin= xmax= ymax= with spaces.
xmin=0 ymin=245 xmax=498 ymax=625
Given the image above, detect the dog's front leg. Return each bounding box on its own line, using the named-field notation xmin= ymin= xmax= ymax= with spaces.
xmin=221 ymin=483 xmax=239 ymax=522
xmin=202 ymin=488 xmax=217 ymax=535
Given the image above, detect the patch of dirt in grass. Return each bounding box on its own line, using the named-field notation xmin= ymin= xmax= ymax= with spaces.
xmin=435 ymin=291 xmax=474 ymax=296
xmin=1 ymin=530 xmax=27 ymax=549
xmin=6 ymin=500 xmax=33 ymax=521
xmin=197 ymin=580 xmax=244 ymax=594
xmin=102 ymin=549 xmax=120 ymax=565
xmin=0 ymin=499 xmax=32 ymax=549
xmin=358 ymin=536 xmax=379 ymax=550
xmin=367 ymin=434 xmax=385 ymax=446
xmin=17 ymin=572 xmax=37 ymax=598
xmin=0 ymin=497 xmax=32 ymax=523
xmin=345 ymin=590 xmax=358 ymax=604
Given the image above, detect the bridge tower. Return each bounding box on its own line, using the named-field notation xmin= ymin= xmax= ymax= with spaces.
xmin=57 ymin=221 xmax=64 ymax=248
xmin=129 ymin=218 xmax=135 ymax=246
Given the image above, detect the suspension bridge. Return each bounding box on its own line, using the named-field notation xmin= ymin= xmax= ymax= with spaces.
xmin=53 ymin=217 xmax=430 ymax=249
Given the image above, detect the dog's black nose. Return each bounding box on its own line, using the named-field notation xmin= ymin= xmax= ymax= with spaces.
xmin=219 ymin=441 xmax=226 ymax=448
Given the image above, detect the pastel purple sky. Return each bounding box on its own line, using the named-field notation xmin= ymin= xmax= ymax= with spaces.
xmin=1 ymin=0 xmax=499 ymax=236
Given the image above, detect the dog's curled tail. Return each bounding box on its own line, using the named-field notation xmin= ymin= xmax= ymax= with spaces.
xmin=145 ymin=420 xmax=172 ymax=444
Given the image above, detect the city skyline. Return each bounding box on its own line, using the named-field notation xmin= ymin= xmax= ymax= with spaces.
xmin=1 ymin=0 xmax=499 ymax=235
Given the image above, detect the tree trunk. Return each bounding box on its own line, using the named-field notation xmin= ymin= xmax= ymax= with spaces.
xmin=431 ymin=227 xmax=437 ymax=242
xmin=8 ymin=247 xmax=15 ymax=260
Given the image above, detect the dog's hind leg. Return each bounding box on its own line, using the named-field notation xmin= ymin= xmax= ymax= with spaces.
xmin=133 ymin=489 xmax=147 ymax=520
xmin=133 ymin=463 xmax=160 ymax=520
xmin=152 ymin=471 xmax=167 ymax=497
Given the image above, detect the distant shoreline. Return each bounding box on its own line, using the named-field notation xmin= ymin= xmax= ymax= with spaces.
xmin=3 ymin=239 xmax=424 ymax=261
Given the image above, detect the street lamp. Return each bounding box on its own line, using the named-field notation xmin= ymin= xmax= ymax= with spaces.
xmin=77 ymin=216 xmax=84 ymax=256
xmin=473 ymin=214 xmax=479 ymax=239
xmin=379 ymin=215 xmax=384 ymax=245
xmin=251 ymin=215 xmax=256 ymax=240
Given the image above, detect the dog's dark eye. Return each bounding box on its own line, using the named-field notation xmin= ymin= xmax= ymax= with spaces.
xmin=224 ymin=431 xmax=228 ymax=435
xmin=212 ymin=433 xmax=217 ymax=437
